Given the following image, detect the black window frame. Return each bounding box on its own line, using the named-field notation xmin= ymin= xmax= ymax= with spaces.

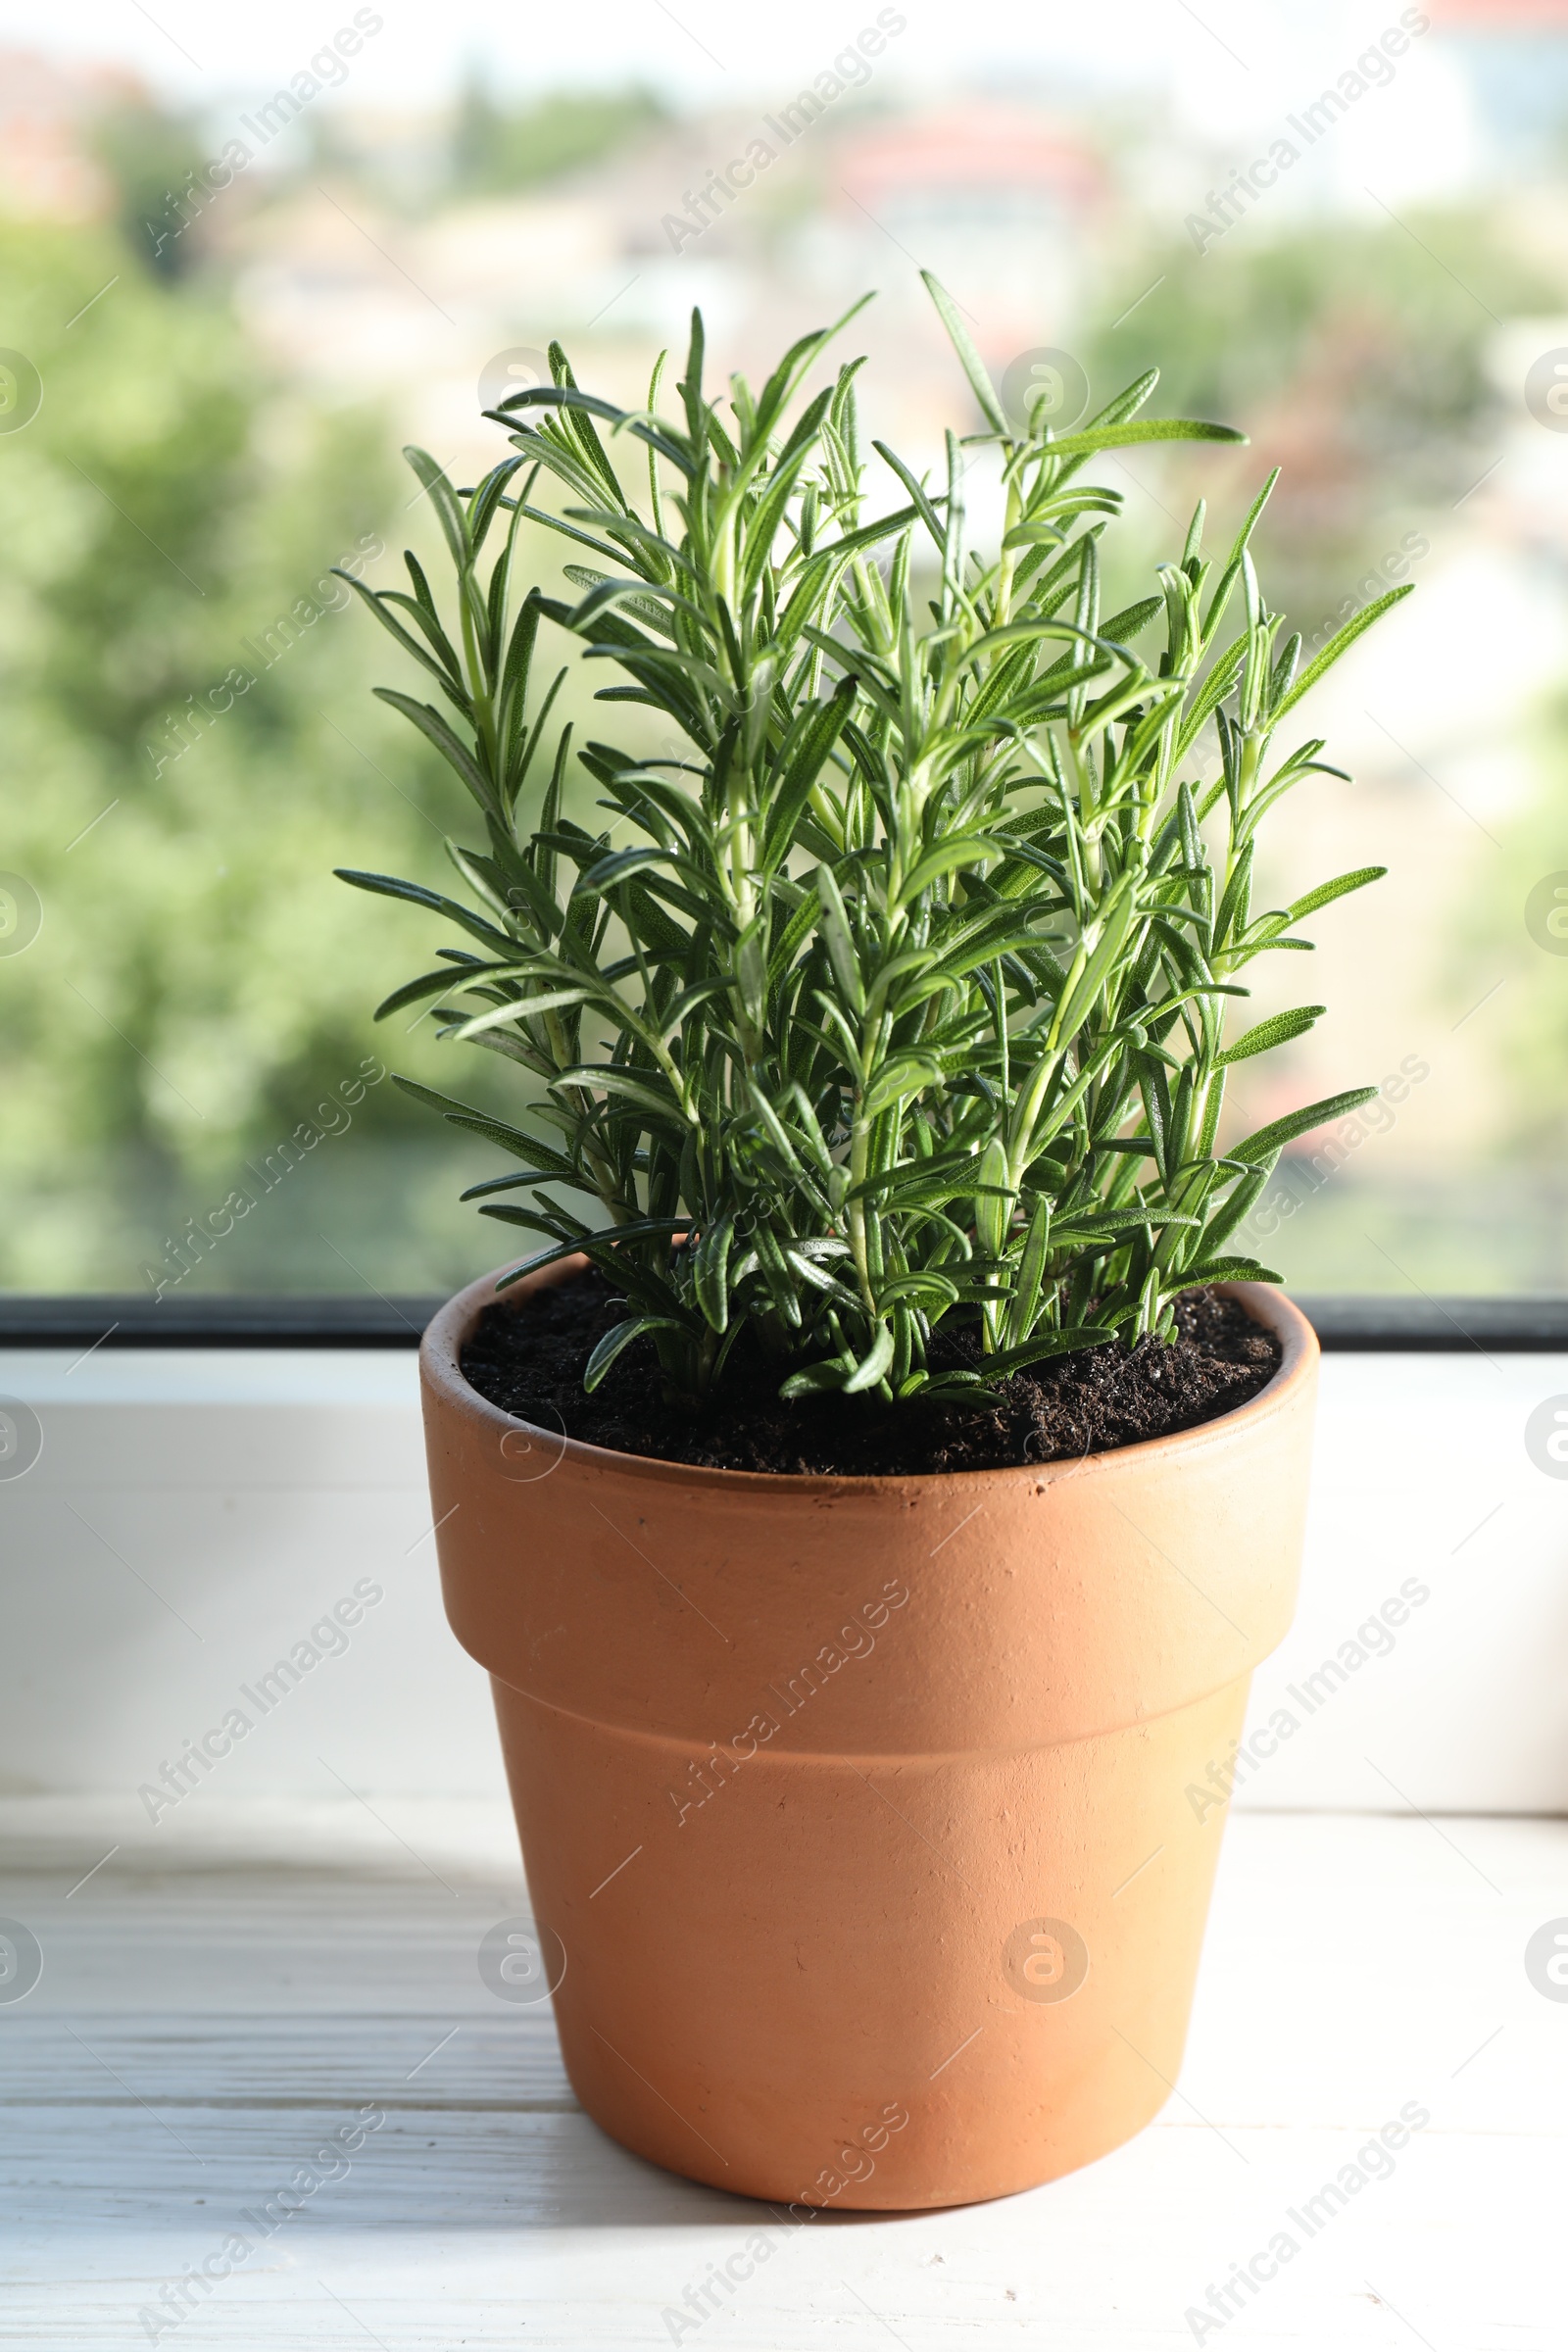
xmin=1 ymin=1294 xmax=1565 ymax=1351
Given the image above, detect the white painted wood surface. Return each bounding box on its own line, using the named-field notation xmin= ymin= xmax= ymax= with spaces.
xmin=1 ymin=1798 xmax=1563 ymax=2349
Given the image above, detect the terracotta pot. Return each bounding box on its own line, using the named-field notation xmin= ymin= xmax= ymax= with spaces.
xmin=421 ymin=1263 xmax=1317 ymax=2210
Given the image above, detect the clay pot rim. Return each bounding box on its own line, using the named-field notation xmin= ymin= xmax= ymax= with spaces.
xmin=424 ymin=1260 xmax=1317 ymax=1494
xmin=421 ymin=1258 xmax=1318 ymax=1497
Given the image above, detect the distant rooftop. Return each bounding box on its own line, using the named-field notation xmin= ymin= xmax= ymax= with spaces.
xmin=0 ymin=49 xmax=139 ymax=221
xmin=1429 ymin=0 xmax=1568 ymax=25
xmin=836 ymin=106 xmax=1102 ymax=215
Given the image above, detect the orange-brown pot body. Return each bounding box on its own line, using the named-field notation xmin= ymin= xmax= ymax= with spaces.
xmin=420 ymin=1265 xmax=1318 ymax=2209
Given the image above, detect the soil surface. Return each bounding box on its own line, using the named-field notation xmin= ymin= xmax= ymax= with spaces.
xmin=458 ymin=1270 xmax=1284 ymax=1477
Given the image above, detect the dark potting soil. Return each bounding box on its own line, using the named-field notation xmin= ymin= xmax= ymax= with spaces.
xmin=458 ymin=1270 xmax=1284 ymax=1477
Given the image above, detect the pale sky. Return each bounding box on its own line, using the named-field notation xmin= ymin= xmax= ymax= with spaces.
xmin=0 ymin=1 xmax=1463 ymax=121
xmin=0 ymin=1 xmax=1487 ymax=219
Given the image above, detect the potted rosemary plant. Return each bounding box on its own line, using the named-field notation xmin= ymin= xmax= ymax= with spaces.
xmin=337 ymin=282 xmax=1401 ymax=2208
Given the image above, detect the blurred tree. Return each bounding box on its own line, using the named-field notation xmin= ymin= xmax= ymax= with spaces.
xmin=1079 ymin=211 xmax=1550 ymax=630
xmin=448 ymin=74 xmax=665 ymax=194
xmin=92 ymin=101 xmax=213 ymax=281
xmin=1464 ymin=682 xmax=1568 ymax=1164
xmin=0 ymin=216 xmax=500 ymax=1290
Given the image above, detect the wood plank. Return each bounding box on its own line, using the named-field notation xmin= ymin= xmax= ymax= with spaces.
xmin=0 ymin=2014 xmax=574 ymax=2110
xmin=0 ymin=1805 xmax=1561 ymax=2349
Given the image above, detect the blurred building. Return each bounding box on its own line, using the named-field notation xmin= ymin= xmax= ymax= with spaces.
xmin=0 ymin=50 xmax=130 ymax=220
xmin=799 ymin=106 xmax=1103 ymax=354
xmin=1430 ymin=0 xmax=1568 ymax=172
xmin=220 ymin=94 xmax=1108 ymax=477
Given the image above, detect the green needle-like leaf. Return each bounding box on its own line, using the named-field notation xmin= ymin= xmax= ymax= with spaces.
xmin=340 ymin=284 xmax=1396 ymax=1414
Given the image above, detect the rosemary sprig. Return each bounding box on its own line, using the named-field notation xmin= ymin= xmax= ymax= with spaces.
xmin=338 ymin=282 xmax=1397 ymax=1407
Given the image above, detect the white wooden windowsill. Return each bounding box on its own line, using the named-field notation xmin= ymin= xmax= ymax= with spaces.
xmin=2 ymin=1345 xmax=1566 ymax=2343
xmin=1 ymin=1797 xmax=1562 ymax=2349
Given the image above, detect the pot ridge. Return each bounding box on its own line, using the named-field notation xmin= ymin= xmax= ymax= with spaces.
xmin=419 ymin=1264 xmax=1318 ymax=2206
xmin=421 ymin=1263 xmax=1317 ymax=1755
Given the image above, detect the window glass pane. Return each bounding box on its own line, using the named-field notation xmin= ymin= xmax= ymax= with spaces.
xmin=1 ymin=3 xmax=1563 ymax=1298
